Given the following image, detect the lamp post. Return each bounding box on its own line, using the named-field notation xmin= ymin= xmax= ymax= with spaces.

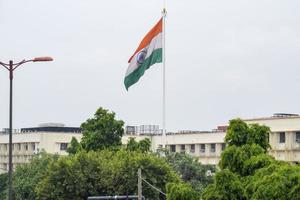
xmin=0 ymin=57 xmax=53 ymax=200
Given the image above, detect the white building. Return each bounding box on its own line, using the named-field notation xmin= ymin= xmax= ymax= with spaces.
xmin=123 ymin=128 xmax=226 ymax=165
xmin=0 ymin=123 xmax=82 ymax=174
xmin=245 ymin=113 xmax=300 ymax=163
xmin=2 ymin=113 xmax=300 ymax=173
xmin=123 ymin=114 xmax=300 ymax=165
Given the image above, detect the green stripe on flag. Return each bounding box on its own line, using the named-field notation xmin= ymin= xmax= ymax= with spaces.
xmin=124 ymin=48 xmax=162 ymax=90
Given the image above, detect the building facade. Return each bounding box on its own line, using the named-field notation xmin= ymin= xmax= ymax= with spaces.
xmin=123 ymin=114 xmax=300 ymax=165
xmin=245 ymin=113 xmax=300 ymax=163
xmin=0 ymin=123 xmax=81 ymax=174
xmin=1 ymin=114 xmax=300 ymax=173
xmin=123 ymin=128 xmax=226 ymax=165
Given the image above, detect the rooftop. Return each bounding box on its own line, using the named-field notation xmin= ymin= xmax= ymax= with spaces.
xmin=244 ymin=113 xmax=300 ymax=122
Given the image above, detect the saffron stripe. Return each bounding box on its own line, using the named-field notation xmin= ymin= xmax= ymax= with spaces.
xmin=128 ymin=18 xmax=162 ymax=63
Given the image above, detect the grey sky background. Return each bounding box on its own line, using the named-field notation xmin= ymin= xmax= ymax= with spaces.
xmin=1 ymin=0 xmax=300 ymax=132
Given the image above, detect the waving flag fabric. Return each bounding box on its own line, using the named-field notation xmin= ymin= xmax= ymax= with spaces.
xmin=124 ymin=18 xmax=163 ymax=90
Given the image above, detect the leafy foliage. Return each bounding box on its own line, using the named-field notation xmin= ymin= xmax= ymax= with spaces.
xmin=125 ymin=137 xmax=151 ymax=153
xmin=80 ymin=107 xmax=125 ymax=151
xmin=202 ymin=169 xmax=246 ymax=200
xmin=0 ymin=173 xmax=8 ymax=200
xmin=67 ymin=137 xmax=81 ymax=154
xmin=166 ymin=182 xmax=201 ymax=200
xmin=12 ymin=152 xmax=58 ymax=200
xmin=245 ymin=164 xmax=300 ymax=200
xmin=202 ymin=118 xmax=300 ymax=200
xmin=36 ymin=150 xmax=180 ymax=200
xmin=225 ymin=119 xmax=270 ymax=151
xmin=165 ymin=152 xmax=215 ymax=193
xmin=219 ymin=144 xmax=271 ymax=176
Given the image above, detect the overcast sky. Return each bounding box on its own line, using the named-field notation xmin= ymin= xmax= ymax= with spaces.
xmin=1 ymin=0 xmax=300 ymax=132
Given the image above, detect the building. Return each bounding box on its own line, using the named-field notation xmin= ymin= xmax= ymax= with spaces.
xmin=123 ymin=126 xmax=226 ymax=165
xmin=0 ymin=123 xmax=81 ymax=174
xmin=123 ymin=114 xmax=300 ymax=165
xmin=2 ymin=113 xmax=300 ymax=173
xmin=244 ymin=113 xmax=300 ymax=163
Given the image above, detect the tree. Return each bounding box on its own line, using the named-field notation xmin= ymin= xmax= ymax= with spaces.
xmin=36 ymin=150 xmax=180 ymax=200
xmin=67 ymin=137 xmax=81 ymax=154
xmin=166 ymin=182 xmax=200 ymax=200
xmin=0 ymin=173 xmax=8 ymax=200
xmin=225 ymin=119 xmax=270 ymax=151
xmin=219 ymin=144 xmax=272 ymax=176
xmin=202 ymin=118 xmax=300 ymax=200
xmin=80 ymin=107 xmax=125 ymax=151
xmin=202 ymin=169 xmax=246 ymax=200
xmin=245 ymin=163 xmax=300 ymax=200
xmin=12 ymin=152 xmax=58 ymax=200
xmin=126 ymin=137 xmax=151 ymax=153
xmin=164 ymin=152 xmax=215 ymax=193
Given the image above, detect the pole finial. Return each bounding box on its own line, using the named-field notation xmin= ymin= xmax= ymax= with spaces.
xmin=162 ymin=8 xmax=167 ymax=17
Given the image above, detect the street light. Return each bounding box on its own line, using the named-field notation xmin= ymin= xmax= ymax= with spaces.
xmin=0 ymin=56 xmax=53 ymax=200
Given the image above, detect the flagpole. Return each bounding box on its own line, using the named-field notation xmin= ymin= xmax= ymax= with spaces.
xmin=162 ymin=5 xmax=167 ymax=148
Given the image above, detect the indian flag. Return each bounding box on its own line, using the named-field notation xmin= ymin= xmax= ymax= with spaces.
xmin=124 ymin=18 xmax=163 ymax=90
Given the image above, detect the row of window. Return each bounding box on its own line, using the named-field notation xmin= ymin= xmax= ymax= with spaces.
xmin=0 ymin=142 xmax=69 ymax=152
xmin=279 ymin=132 xmax=300 ymax=144
xmin=0 ymin=143 xmax=36 ymax=152
xmin=169 ymin=143 xmax=226 ymax=153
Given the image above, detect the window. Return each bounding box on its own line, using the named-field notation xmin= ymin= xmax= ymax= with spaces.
xmin=60 ymin=143 xmax=68 ymax=151
xmin=221 ymin=143 xmax=226 ymax=151
xmin=190 ymin=144 xmax=195 ymax=153
xmin=296 ymin=132 xmax=300 ymax=143
xmin=200 ymin=144 xmax=206 ymax=153
xmin=4 ymin=144 xmax=7 ymax=151
xmin=25 ymin=143 xmax=28 ymax=151
xmin=170 ymin=145 xmax=176 ymax=152
xmin=279 ymin=132 xmax=285 ymax=143
xmin=32 ymin=143 xmax=36 ymax=151
xmin=17 ymin=143 xmax=21 ymax=151
xmin=180 ymin=145 xmax=185 ymax=152
xmin=210 ymin=144 xmax=216 ymax=153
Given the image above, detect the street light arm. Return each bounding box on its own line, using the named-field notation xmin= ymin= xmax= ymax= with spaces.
xmin=12 ymin=57 xmax=53 ymax=71
xmin=0 ymin=62 xmax=10 ymax=70
xmin=12 ymin=60 xmax=30 ymax=71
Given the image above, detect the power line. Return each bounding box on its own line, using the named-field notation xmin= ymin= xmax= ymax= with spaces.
xmin=139 ymin=175 xmax=166 ymax=196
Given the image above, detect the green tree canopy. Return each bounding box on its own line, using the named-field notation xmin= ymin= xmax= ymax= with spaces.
xmin=219 ymin=144 xmax=274 ymax=176
xmin=202 ymin=118 xmax=300 ymax=200
xmin=80 ymin=107 xmax=125 ymax=151
xmin=166 ymin=182 xmax=200 ymax=200
xmin=36 ymin=150 xmax=180 ymax=200
xmin=0 ymin=173 xmax=8 ymax=200
xmin=164 ymin=152 xmax=215 ymax=193
xmin=202 ymin=169 xmax=246 ymax=200
xmin=12 ymin=152 xmax=59 ymax=200
xmin=245 ymin=163 xmax=300 ymax=200
xmin=67 ymin=137 xmax=81 ymax=155
xmin=125 ymin=137 xmax=151 ymax=153
xmin=225 ymin=119 xmax=270 ymax=151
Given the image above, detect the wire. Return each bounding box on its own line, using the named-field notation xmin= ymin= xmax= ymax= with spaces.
xmin=139 ymin=176 xmax=166 ymax=196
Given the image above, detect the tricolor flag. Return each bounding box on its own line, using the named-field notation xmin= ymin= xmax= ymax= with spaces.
xmin=124 ymin=18 xmax=163 ymax=90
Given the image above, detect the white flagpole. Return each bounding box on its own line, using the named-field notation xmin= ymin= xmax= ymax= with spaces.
xmin=162 ymin=3 xmax=167 ymax=148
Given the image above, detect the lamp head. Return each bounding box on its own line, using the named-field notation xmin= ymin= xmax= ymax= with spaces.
xmin=33 ymin=57 xmax=53 ymax=62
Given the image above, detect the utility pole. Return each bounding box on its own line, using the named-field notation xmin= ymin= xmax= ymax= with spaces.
xmin=138 ymin=168 xmax=142 ymax=200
